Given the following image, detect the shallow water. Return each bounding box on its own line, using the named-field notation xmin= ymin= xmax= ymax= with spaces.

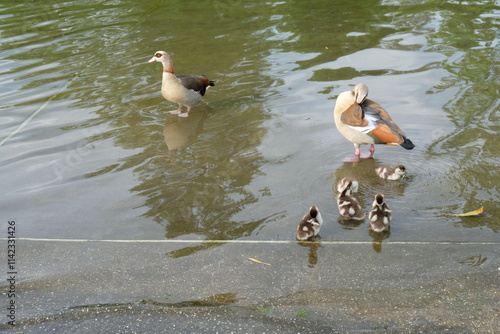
xmin=1 ymin=0 xmax=499 ymax=332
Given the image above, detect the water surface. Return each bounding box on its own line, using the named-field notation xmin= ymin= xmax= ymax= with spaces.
xmin=0 ymin=0 xmax=499 ymax=332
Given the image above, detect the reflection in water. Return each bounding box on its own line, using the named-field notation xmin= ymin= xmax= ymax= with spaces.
xmin=336 ymin=216 xmax=365 ymax=230
xmin=457 ymin=254 xmax=488 ymax=267
xmin=333 ymin=159 xmax=379 ymax=188
xmin=297 ymin=241 xmax=321 ymax=268
xmin=333 ymin=160 xmax=409 ymax=198
xmin=162 ymin=110 xmax=209 ymax=163
xmin=69 ymin=3 xmax=284 ymax=255
xmin=369 ymin=229 xmax=391 ymax=253
xmin=421 ymin=1 xmax=499 ymax=231
xmin=167 ymin=242 xmax=222 ymax=259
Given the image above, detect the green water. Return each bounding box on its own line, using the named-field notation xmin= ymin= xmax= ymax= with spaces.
xmin=0 ymin=0 xmax=499 ymax=331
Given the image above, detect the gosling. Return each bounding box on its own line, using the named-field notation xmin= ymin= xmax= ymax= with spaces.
xmin=337 ymin=182 xmax=365 ymax=220
xmin=375 ymin=165 xmax=406 ymax=180
xmin=296 ymin=206 xmax=323 ymax=241
xmin=368 ymin=193 xmax=392 ymax=232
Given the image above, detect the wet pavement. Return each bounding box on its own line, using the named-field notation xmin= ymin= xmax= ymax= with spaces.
xmin=1 ymin=238 xmax=498 ymax=333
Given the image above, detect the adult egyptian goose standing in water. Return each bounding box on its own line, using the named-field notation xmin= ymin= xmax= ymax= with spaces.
xmin=333 ymin=83 xmax=415 ymax=162
xmin=148 ymin=51 xmax=214 ymax=117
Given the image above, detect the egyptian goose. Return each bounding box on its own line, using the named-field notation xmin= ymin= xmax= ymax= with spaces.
xmin=375 ymin=164 xmax=406 ymax=180
xmin=368 ymin=193 xmax=391 ymax=232
xmin=333 ymin=83 xmax=415 ymax=162
xmin=336 ymin=177 xmax=359 ymax=193
xmin=148 ymin=51 xmax=214 ymax=117
xmin=296 ymin=206 xmax=323 ymax=241
xmin=337 ymin=181 xmax=365 ymax=220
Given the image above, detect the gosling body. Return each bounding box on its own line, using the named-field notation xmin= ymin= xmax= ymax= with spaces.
xmin=375 ymin=164 xmax=406 ymax=180
xmin=337 ymin=182 xmax=365 ymax=220
xmin=296 ymin=206 xmax=323 ymax=241
xmin=369 ymin=193 xmax=392 ymax=232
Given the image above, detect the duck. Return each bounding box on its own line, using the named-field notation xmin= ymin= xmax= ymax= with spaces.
xmin=333 ymin=83 xmax=415 ymax=162
xmin=335 ymin=177 xmax=359 ymax=193
xmin=368 ymin=193 xmax=391 ymax=232
xmin=296 ymin=206 xmax=323 ymax=241
xmin=148 ymin=51 xmax=214 ymax=117
xmin=375 ymin=164 xmax=406 ymax=180
xmin=337 ymin=181 xmax=365 ymax=220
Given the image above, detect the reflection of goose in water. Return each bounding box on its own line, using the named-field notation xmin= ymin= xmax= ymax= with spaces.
xmin=163 ymin=111 xmax=208 ymax=163
xmin=332 ymin=159 xmax=377 ymax=190
xmin=332 ymin=159 xmax=409 ymax=199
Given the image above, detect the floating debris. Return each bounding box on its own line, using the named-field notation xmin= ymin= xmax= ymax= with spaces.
xmin=446 ymin=206 xmax=484 ymax=217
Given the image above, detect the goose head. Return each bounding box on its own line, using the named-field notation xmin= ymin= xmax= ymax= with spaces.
xmin=148 ymin=51 xmax=169 ymax=63
xmin=353 ymin=83 xmax=368 ymax=104
xmin=374 ymin=193 xmax=385 ymax=208
xmin=148 ymin=51 xmax=175 ymax=73
xmin=334 ymin=83 xmax=369 ymax=116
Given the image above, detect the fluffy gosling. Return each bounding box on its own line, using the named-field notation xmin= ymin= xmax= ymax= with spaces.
xmin=368 ymin=193 xmax=392 ymax=232
xmin=337 ymin=182 xmax=365 ymax=220
xmin=375 ymin=164 xmax=406 ymax=180
xmin=296 ymin=206 xmax=323 ymax=241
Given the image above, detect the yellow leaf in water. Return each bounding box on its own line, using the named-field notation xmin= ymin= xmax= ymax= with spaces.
xmin=248 ymin=258 xmax=271 ymax=266
xmin=450 ymin=207 xmax=484 ymax=217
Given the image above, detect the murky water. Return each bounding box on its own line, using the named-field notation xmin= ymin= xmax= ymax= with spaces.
xmin=1 ymin=0 xmax=499 ymax=332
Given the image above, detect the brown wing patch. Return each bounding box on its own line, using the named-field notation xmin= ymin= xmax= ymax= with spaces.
xmin=363 ymin=99 xmax=392 ymax=120
xmin=370 ymin=124 xmax=403 ymax=145
xmin=341 ymin=104 xmax=369 ymax=127
xmin=363 ymin=99 xmax=408 ymax=139
xmin=178 ymin=75 xmax=213 ymax=95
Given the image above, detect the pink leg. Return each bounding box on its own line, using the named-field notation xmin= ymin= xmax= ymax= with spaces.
xmin=343 ymin=147 xmax=361 ymax=163
xmin=362 ymin=144 xmax=375 ymax=159
xmin=178 ymin=107 xmax=190 ymax=118
xmin=169 ymin=105 xmax=183 ymax=115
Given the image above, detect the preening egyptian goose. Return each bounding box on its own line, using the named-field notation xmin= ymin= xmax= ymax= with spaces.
xmin=333 ymin=83 xmax=415 ymax=162
xmin=337 ymin=181 xmax=365 ymax=220
xmin=148 ymin=51 xmax=214 ymax=117
xmin=368 ymin=193 xmax=391 ymax=232
xmin=296 ymin=206 xmax=323 ymax=241
xmin=375 ymin=164 xmax=406 ymax=180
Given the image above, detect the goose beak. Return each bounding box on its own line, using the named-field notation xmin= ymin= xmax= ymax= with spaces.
xmin=148 ymin=56 xmax=157 ymax=63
